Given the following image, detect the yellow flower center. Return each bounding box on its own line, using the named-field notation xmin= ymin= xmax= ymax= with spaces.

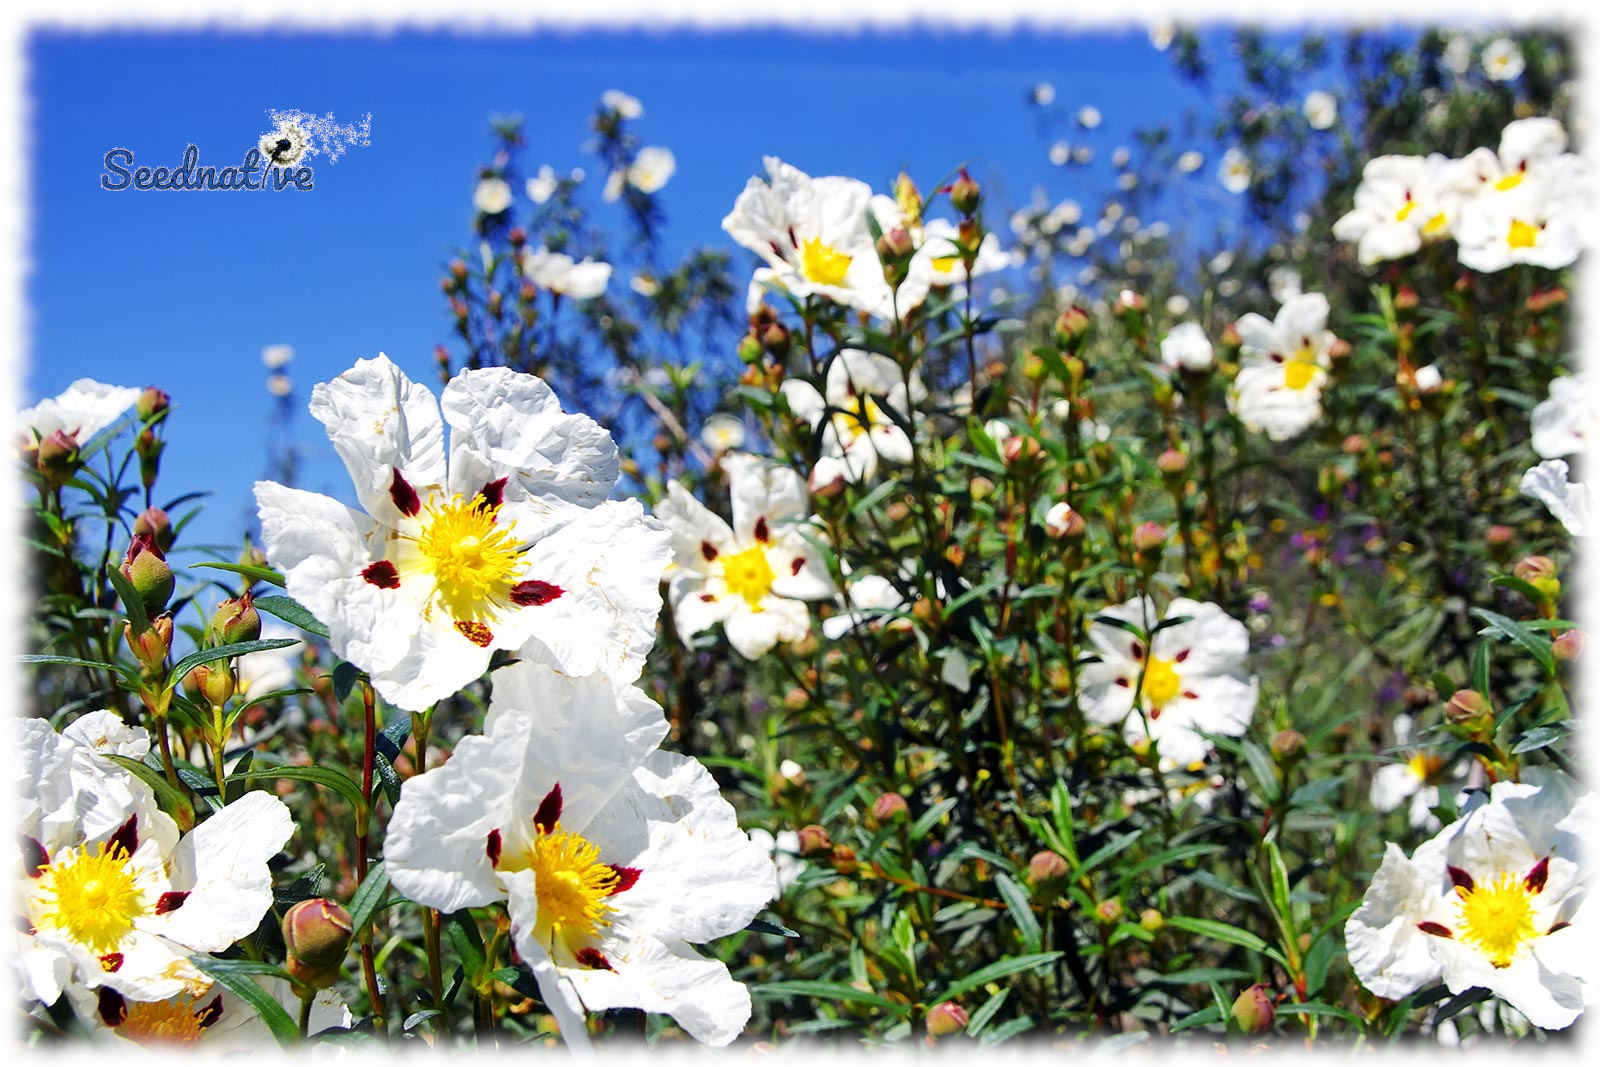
xmin=529 ymin=823 xmax=620 ymax=941
xmin=801 ymin=237 xmax=853 ymax=287
xmin=721 ymin=545 xmax=776 ymax=610
xmin=1395 ymin=199 xmax=1417 ymax=223
xmin=34 ymin=842 xmax=148 ymax=954
xmin=1406 ymin=752 xmax=1432 ymax=780
xmin=1507 ymin=219 xmax=1539 ymax=250
xmin=1455 ymin=872 xmax=1538 ymax=968
xmin=1284 ymin=362 xmax=1319 ymax=391
xmin=831 ymin=397 xmax=888 ymax=443
xmin=415 ymin=495 xmax=522 ymax=618
xmin=1496 ymin=171 xmax=1525 ymax=192
xmin=1422 ymin=212 xmax=1450 ymax=236
xmin=1140 ymin=657 xmax=1182 ymax=709
xmin=119 ymin=996 xmax=210 ymax=1046
xmin=931 ymin=255 xmax=959 ymax=274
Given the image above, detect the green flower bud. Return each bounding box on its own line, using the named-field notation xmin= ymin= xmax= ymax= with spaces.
xmin=1054 ymin=306 xmax=1091 ymax=351
xmin=35 ymin=429 xmax=80 ymax=483
xmin=948 ymin=169 xmax=981 ymax=215
xmin=926 ymin=1001 xmax=969 ymax=1038
xmin=120 ymin=535 xmax=174 ymax=616
xmin=1270 ymin=728 xmax=1306 ymax=763
xmin=136 ymin=387 xmax=170 ymax=424
xmin=1232 ymin=983 xmax=1276 ymax=1034
xmin=738 ymin=333 xmax=765 ymax=365
xmin=211 ymin=593 xmax=262 ymax=646
xmin=283 ymin=898 xmax=355 ymax=992
xmin=190 ymin=662 xmax=236 ymax=708
xmin=125 ymin=613 xmax=173 ymax=672
xmin=1139 ymin=907 xmax=1165 ymax=934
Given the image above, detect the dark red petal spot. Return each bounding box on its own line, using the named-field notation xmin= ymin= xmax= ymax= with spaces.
xmin=195 ymin=993 xmax=224 ymax=1029
xmin=1549 ymin=921 xmax=1572 ymax=934
xmin=1447 ymin=866 xmax=1475 ymax=893
xmin=16 ymin=916 xmax=36 ymax=936
xmin=155 ymin=891 xmax=189 ymax=915
xmin=786 ymin=226 xmax=799 ymax=250
xmin=1182 ymin=690 xmax=1200 ymax=701
xmin=1525 ymin=857 xmax=1551 ymax=894
xmin=1130 ymin=641 xmax=1144 ymax=661
xmin=362 ymin=560 xmax=401 ymax=589
xmin=510 ymin=580 xmax=563 ymax=607
xmin=21 ymin=836 xmax=47 ymax=878
xmin=790 ymin=557 xmax=806 ymax=576
xmin=1174 ymin=648 xmax=1191 ymax=663
xmin=1114 ymin=677 xmax=1131 ymax=689
xmin=534 ymin=784 xmax=563 ymax=834
xmin=389 ymin=468 xmax=421 ymax=518
xmin=1149 ymin=706 xmax=1163 ymax=721
xmin=455 ymin=620 xmax=494 ymax=647
xmin=100 ymin=953 xmax=124 ymax=973
xmin=477 ymin=477 xmax=507 ymax=511
xmin=108 ymin=815 xmax=138 ymax=860
xmin=486 ymin=829 xmax=502 ymax=868
xmin=97 ymin=986 xmax=128 ymax=1027
xmin=575 ymin=947 xmax=614 ymax=971
xmin=1417 ymin=921 xmax=1453 ymax=938
xmin=606 ymin=865 xmax=641 ymax=895
xmin=1270 ymin=353 xmax=1285 ymax=364
xmin=700 ymin=540 xmax=719 ymax=562
xmin=753 ymin=516 xmax=770 ymax=543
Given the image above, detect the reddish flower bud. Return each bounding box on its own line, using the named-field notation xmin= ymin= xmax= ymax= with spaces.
xmin=120 ymin=535 xmax=174 ymax=616
xmin=1232 ymin=983 xmax=1276 ymax=1034
xmin=135 ymin=387 xmax=170 ymax=424
xmin=133 ymin=507 xmax=175 ymax=553
xmin=797 ymin=824 xmax=832 ymax=857
xmin=283 ymin=898 xmax=354 ymax=992
xmin=926 ymin=1001 xmax=969 ymax=1038
xmin=871 ymin=793 xmax=910 ymax=827
xmin=1553 ymin=630 xmax=1585 ymax=663
xmin=211 ymin=593 xmax=262 ymax=646
xmin=948 ymin=169 xmax=981 ymax=215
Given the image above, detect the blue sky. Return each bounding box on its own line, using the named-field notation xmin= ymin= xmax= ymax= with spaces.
xmin=27 ymin=26 xmax=1234 ymax=556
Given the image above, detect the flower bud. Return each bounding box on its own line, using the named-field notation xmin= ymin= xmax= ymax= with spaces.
xmin=35 ymin=429 xmax=79 ymax=483
xmin=190 ymin=662 xmax=236 ymax=708
xmin=1156 ymin=448 xmax=1188 ymax=484
xmin=1094 ymin=897 xmax=1123 ymax=925
xmin=1394 ymin=285 xmax=1419 ymax=311
xmin=949 ymin=169 xmax=981 ymax=215
xmin=507 ymin=226 xmax=527 ymax=247
xmin=738 ymin=333 xmax=765 ymax=365
xmin=120 ymin=535 xmax=174 ymax=616
xmin=211 ymin=593 xmax=262 ymax=646
xmin=797 ymin=824 xmax=833 ymax=857
xmin=1444 ymin=689 xmax=1494 ymax=737
xmin=1003 ymin=435 xmax=1040 ymax=465
xmin=831 ymin=845 xmax=858 ymax=875
xmin=125 ymin=613 xmax=174 ymax=672
xmin=1132 ymin=521 xmax=1167 ymax=572
xmin=1219 ymin=322 xmax=1243 ymax=350
xmin=133 ymin=507 xmax=175 ymax=553
xmin=136 ymin=387 xmax=170 ymax=424
xmin=871 ymin=792 xmax=910 ymax=827
xmin=1328 ymin=337 xmax=1353 ymax=363
xmin=1485 ymin=524 xmax=1515 ymax=564
xmin=1553 ymin=630 xmax=1585 ymax=664
xmin=1514 ymin=555 xmax=1560 ymax=602
xmin=1115 ymin=289 xmax=1147 ymax=314
xmin=449 ymin=259 xmax=469 ymax=281
xmin=1526 ymin=286 xmax=1567 ymax=313
xmin=1026 ymin=850 xmax=1070 ymax=900
xmin=925 ymin=1001 xmax=969 ymax=1038
xmin=135 ymin=428 xmax=164 ymax=491
xmin=1231 ymin=983 xmax=1275 ymax=1034
xmin=283 ymin=898 xmax=355 ymax=992
xmin=1054 ymin=305 xmax=1091 ymax=351
xmin=1044 ymin=501 xmax=1086 ymax=540
xmin=877 ymin=226 xmax=915 ymax=264
xmin=1270 ymin=728 xmax=1306 ymax=763
xmin=761 ymin=322 xmax=791 ymax=358
xmin=894 ymin=172 xmax=923 ymax=228
xmin=1138 ymin=907 xmax=1165 ymax=934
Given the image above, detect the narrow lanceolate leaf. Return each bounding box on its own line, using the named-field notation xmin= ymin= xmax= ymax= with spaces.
xmin=940 ymin=952 xmax=1063 ymax=1001
xmin=752 ymin=980 xmax=908 ymax=1013
xmin=1473 ymin=608 xmax=1556 ymax=677
xmin=993 ymin=873 xmax=1041 ymax=952
xmin=191 ymin=957 xmax=300 ymax=1049
xmin=168 ymin=638 xmax=301 ymax=689
xmin=191 ymin=561 xmax=287 ymax=588
xmin=226 ymin=764 xmax=364 ymax=814
xmin=13 ymin=654 xmax=140 ymax=685
xmin=348 ymin=862 xmax=391 ymax=941
xmin=1165 ymin=915 xmax=1285 ymax=966
xmin=253 ymin=594 xmax=331 ymax=640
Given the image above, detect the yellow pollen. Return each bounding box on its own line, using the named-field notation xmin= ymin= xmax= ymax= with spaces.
xmin=414 ymin=495 xmax=522 ymax=618
xmin=1455 ymin=872 xmax=1538 ymax=968
xmin=528 ymin=823 xmax=619 ymax=940
xmin=721 ymin=545 xmax=776 ymax=610
xmin=1406 ymin=752 xmax=1432 ymax=780
xmin=931 ymin=255 xmax=959 ymax=274
xmin=801 ymin=237 xmax=853 ymax=287
xmin=1496 ymin=171 xmax=1525 ymax=192
xmin=119 ymin=996 xmax=210 ymax=1046
xmin=1140 ymin=657 xmax=1182 ymax=709
xmin=1284 ymin=362 xmax=1319 ymax=391
xmin=1507 ymin=219 xmax=1540 ymax=250
xmin=1395 ymin=199 xmax=1417 ymax=223
xmin=831 ymin=397 xmax=887 ymax=443
xmin=34 ymin=842 xmax=148 ymax=955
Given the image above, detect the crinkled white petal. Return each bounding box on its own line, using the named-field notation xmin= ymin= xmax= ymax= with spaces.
xmin=150 ymin=791 xmax=294 ymax=952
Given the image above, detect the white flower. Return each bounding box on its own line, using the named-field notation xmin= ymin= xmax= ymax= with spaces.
xmin=748 ymin=830 xmax=806 ymax=893
xmin=984 ymin=419 xmax=1013 ymax=447
xmin=1149 ymin=20 xmax=1175 ymax=51
xmin=258 ymin=120 xmax=310 ymax=169
xmin=1031 ymin=82 xmax=1055 ymax=106
xmin=1267 ymin=266 xmax=1303 ymax=304
xmin=605 ymin=146 xmax=677 ymax=202
xmin=1177 ymin=150 xmax=1204 ymax=174
xmin=473 ymin=177 xmax=513 ymax=216
xmin=1443 ymin=36 xmax=1473 ymax=75
xmin=526 ymin=165 xmax=559 ymax=204
xmin=1219 ymin=149 xmax=1252 ymax=194
xmin=1482 ymin=38 xmax=1526 ymax=82
xmin=1043 ymin=500 xmax=1078 ymax=539
xmin=1165 ymin=294 xmax=1190 ymax=317
xmin=1346 ymin=771 xmax=1597 ymax=1030
xmin=655 ymin=453 xmax=836 ymax=660
xmin=1160 ymin=322 xmax=1214 ymax=373
xmin=1522 ymin=459 xmax=1590 ymax=536
xmin=1413 ymin=364 xmax=1444 ymax=395
xmin=630 ymin=273 xmax=660 ymax=298
xmin=1454 ymin=118 xmax=1589 ymax=272
xmin=18 ymin=715 xmax=293 ymax=1006
xmin=254 ymin=355 xmax=669 ymax=710
xmin=18 ymin=379 xmax=141 ymax=448
xmin=1079 ymin=597 xmax=1259 ymax=766
xmin=261 ymin=344 xmax=294 ymax=369
xmin=1332 ymin=154 xmax=1477 ymax=266
xmin=66 ymin=975 xmax=349 ymax=1050
xmin=699 ymin=413 xmax=746 ymax=454
xmin=1077 ymin=106 xmax=1102 ymax=129
xmin=780 ymin=349 xmax=926 ymax=487
xmin=822 ymin=573 xmax=907 ymax=641
xmin=1228 ymin=292 xmax=1339 ymax=440
xmin=521 ymin=247 xmax=612 ymax=299
xmin=386 ymin=661 xmax=775 ymax=1048
xmin=1304 ymin=90 xmax=1338 ymax=130
xmin=600 ymin=89 xmax=643 ymax=119
xmin=1531 ymin=372 xmax=1594 ymax=459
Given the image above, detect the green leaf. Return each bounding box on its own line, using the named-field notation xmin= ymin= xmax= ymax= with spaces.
xmin=103 ymin=754 xmax=194 ymax=822
xmin=747 ymin=916 xmax=799 ymax=938
xmin=348 ymin=862 xmax=391 ymax=941
xmin=1165 ymin=915 xmax=1281 ymax=962
xmin=993 ymin=873 xmax=1041 ymax=952
xmin=104 ymin=561 xmax=149 ymax=633
xmin=752 ymin=980 xmax=907 ymax=1014
xmin=908 ymin=797 xmax=958 ymax=842
xmin=977 ymin=1014 xmax=1034 ymax=1045
xmin=227 ymin=764 xmax=364 ymax=813
xmin=191 ymin=561 xmax=287 ymax=588
xmin=1473 ymin=609 xmax=1555 ymax=677
xmin=1169 ymin=1004 xmax=1226 ymax=1033
xmin=443 ymin=909 xmax=487 ymax=985
xmin=1071 ymin=829 xmax=1141 ymax=879
xmin=1277 ymin=1002 xmax=1367 ymax=1027
xmin=191 ymin=957 xmax=300 ymax=1049
xmin=13 ymin=654 xmax=139 ymax=684
xmin=168 ymin=638 xmax=300 ymax=689
xmin=1512 ymin=720 xmax=1574 ymax=754
xmin=332 ymin=661 xmax=361 ymax=704
xmin=253 ymin=595 xmax=331 ymax=640
xmin=940 ymin=951 xmax=1063 ymax=1001
xmin=965 ymin=988 xmax=1009 ymax=1037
